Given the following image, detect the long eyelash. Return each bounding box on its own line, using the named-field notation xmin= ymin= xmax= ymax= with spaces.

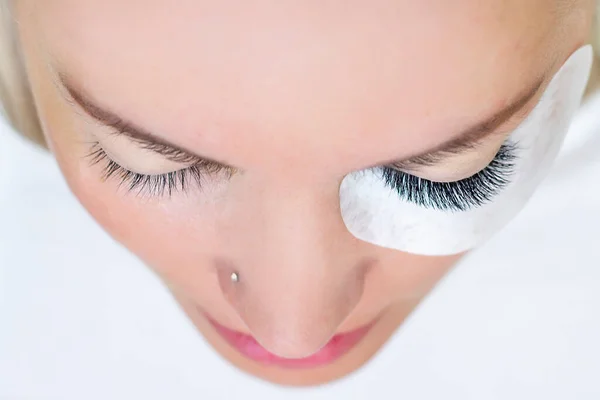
xmin=381 ymin=143 xmax=518 ymax=212
xmin=86 ymin=143 xmax=226 ymax=196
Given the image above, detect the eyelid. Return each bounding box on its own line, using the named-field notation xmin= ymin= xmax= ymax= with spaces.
xmin=389 ymin=139 xmax=485 ymax=171
xmin=132 ymin=138 xmax=235 ymax=176
xmin=389 ymin=137 xmax=510 ymax=185
xmin=86 ymin=142 xmax=235 ymax=197
xmin=130 ymin=137 xmax=204 ymax=165
xmin=103 ymin=122 xmax=235 ymax=176
xmin=390 ymin=93 xmax=540 ymax=172
xmin=103 ymin=119 xmax=200 ymax=165
xmin=96 ymin=125 xmax=236 ymax=178
xmin=390 ymin=127 xmax=514 ymax=172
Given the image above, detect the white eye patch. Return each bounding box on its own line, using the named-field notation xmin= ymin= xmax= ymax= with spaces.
xmin=339 ymin=45 xmax=593 ymax=256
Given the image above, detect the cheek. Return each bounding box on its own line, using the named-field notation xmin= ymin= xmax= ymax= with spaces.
xmin=42 ymin=118 xmax=234 ymax=312
xmin=74 ymin=183 xmax=220 ymax=276
xmin=381 ymin=251 xmax=461 ymax=300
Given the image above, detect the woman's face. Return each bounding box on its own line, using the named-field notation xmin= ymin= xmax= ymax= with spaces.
xmin=15 ymin=0 xmax=593 ymax=386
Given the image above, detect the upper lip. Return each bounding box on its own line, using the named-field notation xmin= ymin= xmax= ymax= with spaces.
xmin=205 ymin=313 xmax=371 ymax=340
xmin=206 ymin=313 xmax=377 ymax=367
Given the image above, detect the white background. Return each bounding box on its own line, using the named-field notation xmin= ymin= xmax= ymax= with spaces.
xmin=1 ymin=93 xmax=600 ymax=399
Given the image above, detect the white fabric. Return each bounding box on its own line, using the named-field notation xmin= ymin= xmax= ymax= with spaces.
xmin=1 ymin=92 xmax=600 ymax=400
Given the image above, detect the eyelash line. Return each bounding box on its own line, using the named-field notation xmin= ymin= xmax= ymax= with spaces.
xmin=381 ymin=142 xmax=518 ymax=212
xmin=85 ymin=142 xmax=228 ymax=196
xmin=85 ymin=139 xmax=517 ymax=210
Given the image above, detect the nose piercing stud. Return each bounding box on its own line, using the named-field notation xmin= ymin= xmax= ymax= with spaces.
xmin=230 ymin=272 xmax=240 ymax=283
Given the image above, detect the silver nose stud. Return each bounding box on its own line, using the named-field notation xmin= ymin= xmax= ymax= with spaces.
xmin=230 ymin=272 xmax=240 ymax=283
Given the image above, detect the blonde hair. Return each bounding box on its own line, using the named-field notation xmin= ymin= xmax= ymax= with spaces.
xmin=0 ymin=1 xmax=45 ymax=147
xmin=1 ymin=2 xmax=600 ymax=149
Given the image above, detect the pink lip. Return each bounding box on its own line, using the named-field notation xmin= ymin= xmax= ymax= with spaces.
xmin=206 ymin=316 xmax=374 ymax=369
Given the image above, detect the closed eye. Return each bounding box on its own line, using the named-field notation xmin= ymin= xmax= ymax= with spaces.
xmin=85 ymin=142 xmax=232 ymax=197
xmin=381 ymin=142 xmax=518 ymax=212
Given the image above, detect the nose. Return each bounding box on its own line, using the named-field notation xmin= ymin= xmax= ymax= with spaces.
xmin=218 ymin=258 xmax=369 ymax=359
xmin=215 ymin=179 xmax=371 ymax=359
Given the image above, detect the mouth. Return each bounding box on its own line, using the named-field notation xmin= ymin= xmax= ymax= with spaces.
xmin=205 ymin=315 xmax=375 ymax=369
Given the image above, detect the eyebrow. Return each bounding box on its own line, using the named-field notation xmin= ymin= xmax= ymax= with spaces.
xmin=58 ymin=71 xmax=545 ymax=170
xmin=389 ymin=74 xmax=546 ymax=170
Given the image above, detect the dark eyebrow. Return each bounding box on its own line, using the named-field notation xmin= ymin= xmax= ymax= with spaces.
xmin=59 ymin=71 xmax=545 ymax=171
xmin=389 ymin=74 xmax=546 ymax=170
xmin=57 ymin=72 xmax=231 ymax=167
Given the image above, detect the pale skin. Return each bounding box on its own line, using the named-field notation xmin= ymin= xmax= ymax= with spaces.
xmin=13 ymin=0 xmax=594 ymax=387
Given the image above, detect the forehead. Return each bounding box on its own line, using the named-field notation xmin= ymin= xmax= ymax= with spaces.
xmin=27 ymin=0 xmax=559 ymax=173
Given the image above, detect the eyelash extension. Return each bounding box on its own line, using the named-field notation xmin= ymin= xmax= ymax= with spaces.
xmin=380 ymin=142 xmax=518 ymax=212
xmin=86 ymin=143 xmax=227 ymax=197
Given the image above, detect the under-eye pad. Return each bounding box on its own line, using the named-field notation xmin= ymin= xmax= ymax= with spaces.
xmin=339 ymin=45 xmax=593 ymax=256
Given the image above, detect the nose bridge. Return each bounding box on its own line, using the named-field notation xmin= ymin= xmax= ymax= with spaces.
xmin=220 ymin=176 xmax=369 ymax=358
xmin=229 ymin=173 xmax=352 ymax=264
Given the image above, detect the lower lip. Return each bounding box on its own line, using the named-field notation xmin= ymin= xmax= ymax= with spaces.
xmin=206 ymin=316 xmax=374 ymax=369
